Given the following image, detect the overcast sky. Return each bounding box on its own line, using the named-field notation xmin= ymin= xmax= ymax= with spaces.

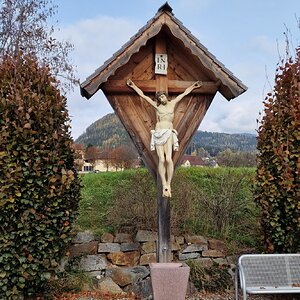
xmin=55 ymin=0 xmax=299 ymax=139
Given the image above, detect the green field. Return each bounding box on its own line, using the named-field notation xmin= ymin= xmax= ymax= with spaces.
xmin=78 ymin=167 xmax=260 ymax=253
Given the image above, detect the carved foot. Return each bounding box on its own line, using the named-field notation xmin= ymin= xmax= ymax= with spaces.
xmin=162 ymin=185 xmax=172 ymax=198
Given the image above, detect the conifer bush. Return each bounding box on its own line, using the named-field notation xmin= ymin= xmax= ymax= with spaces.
xmin=0 ymin=54 xmax=81 ymax=298
xmin=255 ymin=45 xmax=300 ymax=253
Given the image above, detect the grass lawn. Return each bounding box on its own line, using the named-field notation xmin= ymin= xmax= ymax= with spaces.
xmin=77 ymin=167 xmax=260 ymax=253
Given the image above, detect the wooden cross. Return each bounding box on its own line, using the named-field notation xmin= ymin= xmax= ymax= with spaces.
xmin=103 ymin=34 xmax=217 ymax=263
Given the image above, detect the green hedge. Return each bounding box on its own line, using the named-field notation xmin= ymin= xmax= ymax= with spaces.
xmin=0 ymin=54 xmax=81 ymax=298
xmin=255 ymin=46 xmax=300 ymax=253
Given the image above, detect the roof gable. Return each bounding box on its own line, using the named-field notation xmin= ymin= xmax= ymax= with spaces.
xmin=181 ymin=155 xmax=205 ymax=166
xmin=80 ymin=4 xmax=247 ymax=100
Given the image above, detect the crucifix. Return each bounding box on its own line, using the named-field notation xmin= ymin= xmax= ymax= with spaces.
xmin=80 ymin=4 xmax=246 ymax=264
xmin=87 ymin=33 xmax=218 ymax=262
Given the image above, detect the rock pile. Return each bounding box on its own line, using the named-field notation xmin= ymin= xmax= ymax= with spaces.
xmin=60 ymin=230 xmax=236 ymax=299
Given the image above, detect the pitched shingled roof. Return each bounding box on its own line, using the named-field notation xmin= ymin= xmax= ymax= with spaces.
xmin=181 ymin=155 xmax=205 ymax=166
xmin=80 ymin=2 xmax=247 ymax=100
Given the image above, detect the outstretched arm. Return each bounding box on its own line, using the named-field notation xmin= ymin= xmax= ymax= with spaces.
xmin=126 ymin=79 xmax=156 ymax=108
xmin=173 ymin=81 xmax=203 ymax=104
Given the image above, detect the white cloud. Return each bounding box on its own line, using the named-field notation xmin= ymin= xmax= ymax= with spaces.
xmin=201 ymin=91 xmax=264 ymax=135
xmin=57 ymin=16 xmax=141 ymax=139
xmin=58 ymin=15 xmax=141 ymax=80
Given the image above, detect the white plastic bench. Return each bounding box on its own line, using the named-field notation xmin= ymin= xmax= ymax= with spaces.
xmin=235 ymin=254 xmax=300 ymax=300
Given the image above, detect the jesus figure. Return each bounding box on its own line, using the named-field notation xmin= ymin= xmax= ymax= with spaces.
xmin=127 ymin=79 xmax=202 ymax=197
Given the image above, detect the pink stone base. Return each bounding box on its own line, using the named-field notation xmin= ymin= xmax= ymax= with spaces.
xmin=150 ymin=263 xmax=190 ymax=300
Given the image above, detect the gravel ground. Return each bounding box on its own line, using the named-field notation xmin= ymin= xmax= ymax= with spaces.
xmin=72 ymin=292 xmax=300 ymax=300
xmin=186 ymin=292 xmax=300 ymax=300
xmin=57 ymin=290 xmax=300 ymax=299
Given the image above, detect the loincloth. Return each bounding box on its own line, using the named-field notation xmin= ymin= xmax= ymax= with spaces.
xmin=150 ymin=129 xmax=179 ymax=151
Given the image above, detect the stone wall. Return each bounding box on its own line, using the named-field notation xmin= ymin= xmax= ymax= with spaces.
xmin=60 ymin=230 xmax=236 ymax=299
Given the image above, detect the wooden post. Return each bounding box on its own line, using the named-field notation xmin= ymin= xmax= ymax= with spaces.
xmin=155 ymin=34 xmax=168 ymax=92
xmin=157 ymin=176 xmax=172 ymax=263
xmin=155 ymin=34 xmax=172 ymax=263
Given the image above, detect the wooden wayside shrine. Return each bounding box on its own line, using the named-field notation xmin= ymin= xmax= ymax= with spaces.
xmin=80 ymin=3 xmax=247 ymax=263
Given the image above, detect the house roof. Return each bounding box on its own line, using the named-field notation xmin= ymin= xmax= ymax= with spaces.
xmin=98 ymin=151 xmax=110 ymax=160
xmin=80 ymin=2 xmax=247 ymax=100
xmin=181 ymin=155 xmax=205 ymax=166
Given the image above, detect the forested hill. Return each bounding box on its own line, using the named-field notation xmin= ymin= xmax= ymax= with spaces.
xmin=189 ymin=131 xmax=257 ymax=156
xmin=76 ymin=113 xmax=131 ymax=149
xmin=75 ymin=113 xmax=257 ymax=155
